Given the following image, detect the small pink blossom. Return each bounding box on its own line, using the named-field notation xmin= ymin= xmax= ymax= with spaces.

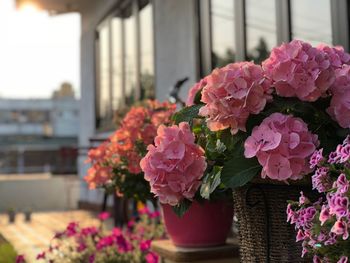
xmin=319 ymin=205 xmax=330 ymax=226
xmin=244 ymin=113 xmax=319 ymax=181
xmin=16 ymin=255 xmax=26 ymax=263
xmin=140 ymin=239 xmax=152 ymax=252
xmin=338 ymin=256 xmax=349 ymax=263
xmin=36 ymin=252 xmax=46 ymax=260
xmin=331 ymin=219 xmax=349 ymax=240
xmin=312 ymin=167 xmax=331 ymax=193
xmin=98 ymin=211 xmax=110 ymax=221
xmin=199 ymin=61 xmax=272 ymax=134
xmin=145 ymin=252 xmax=159 ymax=263
xmin=140 ymin=122 xmax=207 ymax=205
xmin=263 ymin=40 xmax=335 ymax=101
xmin=310 ymin=149 xmax=324 ymax=168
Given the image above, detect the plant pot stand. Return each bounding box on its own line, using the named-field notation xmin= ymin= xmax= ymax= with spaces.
xmin=151 ymin=239 xmax=239 ymax=263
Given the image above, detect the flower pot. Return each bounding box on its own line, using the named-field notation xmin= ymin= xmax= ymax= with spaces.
xmin=8 ymin=211 xmax=16 ymax=224
xmin=162 ymin=199 xmax=234 ymax=248
xmin=233 ymin=181 xmax=319 ymax=263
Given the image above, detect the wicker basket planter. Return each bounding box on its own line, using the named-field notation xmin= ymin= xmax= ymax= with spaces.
xmin=233 ymin=180 xmax=318 ymax=263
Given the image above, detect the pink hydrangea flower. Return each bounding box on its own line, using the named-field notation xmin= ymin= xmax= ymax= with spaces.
xmin=263 ymin=40 xmax=335 ymax=101
xmin=317 ymin=44 xmax=350 ymax=69
xmin=244 ymin=113 xmax=319 ymax=181
xmin=186 ymin=77 xmax=208 ymax=106
xmin=338 ymin=256 xmax=349 ymax=263
xmin=140 ymin=122 xmax=207 ymax=205
xmin=199 ymin=62 xmax=272 ymax=134
xmin=327 ymin=65 xmax=350 ymax=128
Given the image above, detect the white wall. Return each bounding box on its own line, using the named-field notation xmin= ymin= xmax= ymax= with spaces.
xmin=153 ymin=0 xmax=199 ymax=102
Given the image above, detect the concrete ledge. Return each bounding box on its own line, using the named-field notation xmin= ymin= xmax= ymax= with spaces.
xmin=0 ymin=174 xmax=79 ymax=212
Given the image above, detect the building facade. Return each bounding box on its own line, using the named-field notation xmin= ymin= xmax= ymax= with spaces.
xmin=0 ymin=95 xmax=79 ymax=173
xmin=17 ymin=0 xmax=350 ymax=206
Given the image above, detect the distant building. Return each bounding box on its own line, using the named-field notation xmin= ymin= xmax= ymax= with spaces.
xmin=0 ymin=83 xmax=79 ymax=174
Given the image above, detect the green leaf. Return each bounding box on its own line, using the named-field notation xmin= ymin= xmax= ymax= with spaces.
xmin=221 ymin=145 xmax=261 ymax=189
xmin=200 ymin=166 xmax=222 ymax=199
xmin=171 ymin=104 xmax=203 ymax=125
xmin=172 ymin=199 xmax=192 ymax=217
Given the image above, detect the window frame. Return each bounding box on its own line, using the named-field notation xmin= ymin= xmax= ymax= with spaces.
xmin=199 ymin=0 xmax=350 ymax=77
xmin=94 ymin=0 xmax=154 ymax=131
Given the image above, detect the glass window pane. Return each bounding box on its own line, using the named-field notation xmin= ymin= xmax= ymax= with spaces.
xmin=97 ymin=23 xmax=111 ymax=126
xmin=139 ymin=3 xmax=155 ymax=99
xmin=291 ymin=0 xmax=332 ymax=46
xmin=124 ymin=10 xmax=137 ymax=105
xmin=210 ymin=0 xmax=235 ymax=68
xmin=111 ymin=17 xmax=124 ymax=111
xmin=246 ymin=0 xmax=277 ymax=63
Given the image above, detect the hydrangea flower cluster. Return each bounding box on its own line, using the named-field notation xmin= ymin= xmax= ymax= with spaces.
xmin=287 ymin=136 xmax=350 ymax=262
xmin=244 ymin=113 xmax=319 ymax=180
xmin=263 ymin=40 xmax=335 ymax=102
xmin=140 ymin=122 xmax=207 ymax=205
xmin=84 ymin=100 xmax=176 ymax=198
xmin=16 ymin=209 xmax=165 ymax=263
xmin=199 ymin=61 xmax=272 ymax=134
xmin=327 ymin=65 xmax=350 ymax=129
xmin=186 ymin=77 xmax=208 ymax=106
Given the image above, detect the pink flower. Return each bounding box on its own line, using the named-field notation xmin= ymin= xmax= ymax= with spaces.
xmin=299 ymin=191 xmax=309 ymax=205
xmin=199 ymin=62 xmax=272 ymax=134
xmin=319 ymin=205 xmax=330 ymax=226
xmin=140 ymin=122 xmax=207 ymax=205
xmin=186 ymin=77 xmax=208 ymax=106
xmin=310 ymin=149 xmax=324 ymax=168
xmin=36 ymin=252 xmax=45 ymax=260
xmin=16 ymin=255 xmax=26 ymax=263
xmin=296 ymin=229 xmax=305 ymax=242
xmin=331 ymin=219 xmax=349 ymax=240
xmin=145 ymin=252 xmax=159 ymax=263
xmin=66 ymin=222 xmax=78 ymax=237
xmin=327 ymin=65 xmax=350 ymax=128
xmin=334 ymin=173 xmax=350 ymax=194
xmin=98 ymin=211 xmax=110 ymax=221
xmin=89 ymin=254 xmax=95 ymax=263
xmin=244 ymin=113 xmax=319 ymax=181
xmin=140 ymin=239 xmax=152 ymax=251
xmin=338 ymin=256 xmax=349 ymax=263
xmin=263 ymin=40 xmax=335 ymax=101
xmin=328 ymin=194 xmax=349 ymax=219
xmin=313 ymin=255 xmax=322 ymax=263
xmin=312 ymin=167 xmax=331 ymax=193
xmin=317 ymin=44 xmax=350 ymax=69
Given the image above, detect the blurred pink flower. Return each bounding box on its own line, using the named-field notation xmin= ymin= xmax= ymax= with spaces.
xmin=36 ymin=252 xmax=46 ymax=260
xmin=145 ymin=252 xmax=159 ymax=263
xmin=16 ymin=255 xmax=26 ymax=263
xmin=140 ymin=122 xmax=207 ymax=205
xmin=199 ymin=62 xmax=272 ymax=134
xmin=186 ymin=77 xmax=207 ymax=106
xmin=327 ymin=65 xmax=350 ymax=128
xmin=244 ymin=113 xmax=319 ymax=180
xmin=98 ymin=211 xmax=110 ymax=221
xmin=140 ymin=239 xmax=152 ymax=252
xmin=263 ymin=40 xmax=335 ymax=101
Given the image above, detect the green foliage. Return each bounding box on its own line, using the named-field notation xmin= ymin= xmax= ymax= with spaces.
xmin=172 ymin=199 xmax=192 ymax=218
xmin=221 ymin=142 xmax=261 ymax=189
xmin=171 ymin=104 xmax=203 ymax=125
xmin=200 ymin=166 xmax=222 ymax=200
xmin=0 ymin=236 xmax=17 ymax=263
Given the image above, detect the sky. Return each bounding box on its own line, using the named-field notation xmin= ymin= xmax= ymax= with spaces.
xmin=0 ymin=0 xmax=80 ymax=99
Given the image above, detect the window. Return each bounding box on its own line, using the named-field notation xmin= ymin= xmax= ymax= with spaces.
xmin=291 ymin=0 xmax=332 ymax=46
xmin=245 ymin=0 xmax=277 ymax=63
xmin=210 ymin=0 xmax=235 ymax=68
xmin=140 ymin=3 xmax=155 ymax=99
xmin=95 ymin=0 xmax=154 ymax=131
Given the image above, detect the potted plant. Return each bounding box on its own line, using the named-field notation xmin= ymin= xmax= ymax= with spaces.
xmin=287 ymin=136 xmax=350 ymax=263
xmin=24 ymin=208 xmax=32 ymax=222
xmin=166 ymin=40 xmax=350 ymax=261
xmin=7 ymin=207 xmax=16 ymax=224
xmin=85 ymin=100 xmax=176 ymax=205
xmin=140 ymin=122 xmax=234 ymax=248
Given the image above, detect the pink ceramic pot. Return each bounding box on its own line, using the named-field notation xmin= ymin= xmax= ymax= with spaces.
xmin=162 ymin=199 xmax=234 ymax=248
